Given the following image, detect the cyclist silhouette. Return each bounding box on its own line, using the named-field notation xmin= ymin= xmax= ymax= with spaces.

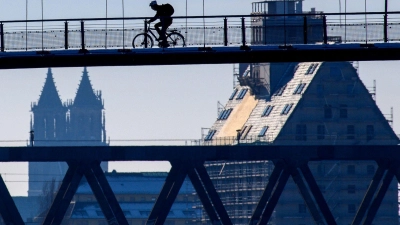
xmin=148 ymin=1 xmax=174 ymax=47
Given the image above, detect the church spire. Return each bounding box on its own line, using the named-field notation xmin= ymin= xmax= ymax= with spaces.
xmin=33 ymin=68 xmax=63 ymax=109
xmin=73 ymin=67 xmax=103 ymax=109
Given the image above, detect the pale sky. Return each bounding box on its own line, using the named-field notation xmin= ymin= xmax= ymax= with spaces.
xmin=0 ymin=0 xmax=399 ymax=196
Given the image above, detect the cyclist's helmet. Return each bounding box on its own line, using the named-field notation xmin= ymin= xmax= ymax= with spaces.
xmin=149 ymin=1 xmax=157 ymax=7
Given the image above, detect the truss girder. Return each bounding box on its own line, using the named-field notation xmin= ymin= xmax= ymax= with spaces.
xmin=0 ymin=146 xmax=399 ymax=224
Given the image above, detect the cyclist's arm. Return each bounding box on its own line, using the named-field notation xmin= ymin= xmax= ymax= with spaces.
xmin=148 ymin=12 xmax=160 ymax=23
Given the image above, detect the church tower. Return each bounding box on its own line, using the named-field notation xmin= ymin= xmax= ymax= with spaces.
xmin=67 ymin=67 xmax=107 ymax=145
xmin=31 ymin=68 xmax=68 ymax=145
xmin=29 ymin=68 xmax=108 ymax=196
xmin=29 ymin=68 xmax=69 ymax=196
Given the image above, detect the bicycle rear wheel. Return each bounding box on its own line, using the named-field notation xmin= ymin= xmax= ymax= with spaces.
xmin=166 ymin=32 xmax=185 ymax=48
xmin=132 ymin=33 xmax=154 ymax=48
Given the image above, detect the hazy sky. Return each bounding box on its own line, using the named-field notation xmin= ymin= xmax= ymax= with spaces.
xmin=0 ymin=0 xmax=399 ymax=196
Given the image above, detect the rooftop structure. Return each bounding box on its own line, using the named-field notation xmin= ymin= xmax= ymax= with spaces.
xmin=203 ymin=61 xmax=399 ymax=225
xmin=29 ymin=68 xmax=108 ymax=197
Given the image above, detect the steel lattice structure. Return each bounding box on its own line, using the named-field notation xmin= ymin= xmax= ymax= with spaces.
xmin=0 ymin=145 xmax=398 ymax=225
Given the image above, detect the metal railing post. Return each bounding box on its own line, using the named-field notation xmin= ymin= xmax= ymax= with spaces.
xmin=384 ymin=0 xmax=388 ymax=43
xmin=323 ymin=15 xmax=328 ymax=44
xmin=0 ymin=23 xmax=4 ymax=52
xmin=303 ymin=16 xmax=308 ymax=44
xmin=64 ymin=21 xmax=68 ymax=50
xmin=241 ymin=17 xmax=246 ymax=47
xmin=224 ymin=18 xmax=228 ymax=46
xmin=80 ymin=21 xmax=85 ymax=50
xmin=144 ymin=20 xmax=148 ymax=48
xmin=384 ymin=15 xmax=388 ymax=43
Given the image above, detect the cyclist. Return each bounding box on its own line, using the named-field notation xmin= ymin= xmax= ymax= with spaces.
xmin=148 ymin=1 xmax=174 ymax=47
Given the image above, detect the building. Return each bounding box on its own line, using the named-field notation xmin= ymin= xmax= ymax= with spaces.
xmin=62 ymin=172 xmax=201 ymax=225
xmin=29 ymin=67 xmax=108 ymax=197
xmin=203 ymin=61 xmax=399 ymax=224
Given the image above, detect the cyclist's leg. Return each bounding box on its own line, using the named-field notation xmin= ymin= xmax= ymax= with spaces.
xmin=154 ymin=22 xmax=162 ymax=40
xmin=160 ymin=18 xmax=173 ymax=43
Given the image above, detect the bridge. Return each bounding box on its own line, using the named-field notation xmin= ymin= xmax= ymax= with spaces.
xmin=1 ymin=8 xmax=400 ymax=225
xmin=1 ymin=11 xmax=400 ymax=69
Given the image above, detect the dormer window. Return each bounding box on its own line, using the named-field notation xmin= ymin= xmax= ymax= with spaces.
xmin=205 ymin=130 xmax=216 ymax=141
xmin=229 ymin=89 xmax=238 ymax=100
xmin=293 ymin=83 xmax=306 ymax=95
xmin=275 ymin=85 xmax=287 ymax=96
xmin=258 ymin=126 xmax=269 ymax=137
xmin=305 ymin=63 xmax=318 ymax=75
xmin=217 ymin=109 xmax=233 ymax=120
xmin=261 ymin=105 xmax=274 ymax=117
xmin=281 ymin=103 xmax=294 ymax=115
xmin=236 ymin=89 xmax=248 ymax=100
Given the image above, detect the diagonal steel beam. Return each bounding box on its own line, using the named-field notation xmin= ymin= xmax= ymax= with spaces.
xmin=290 ymin=166 xmax=325 ymax=225
xmin=0 ymin=174 xmax=24 ymax=225
xmin=258 ymin=169 xmax=290 ymax=225
xmin=352 ymin=165 xmax=386 ymax=225
xmin=187 ymin=164 xmax=220 ymax=223
xmin=196 ymin=164 xmax=232 ymax=225
xmin=147 ymin=162 xmax=189 ymax=225
xmin=248 ymin=161 xmax=284 ymax=225
xmin=84 ymin=162 xmax=119 ymax=224
xmin=300 ymin=164 xmax=336 ymax=225
xmin=363 ymin=170 xmax=394 ymax=225
xmin=42 ymin=162 xmax=85 ymax=225
xmin=90 ymin=162 xmax=129 ymax=225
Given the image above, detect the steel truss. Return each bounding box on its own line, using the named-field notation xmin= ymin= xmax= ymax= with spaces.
xmin=0 ymin=145 xmax=399 ymax=225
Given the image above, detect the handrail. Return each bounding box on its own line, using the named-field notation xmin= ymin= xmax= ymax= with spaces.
xmin=1 ymin=11 xmax=400 ymax=24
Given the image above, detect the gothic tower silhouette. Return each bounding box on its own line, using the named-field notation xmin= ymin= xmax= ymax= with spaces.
xmin=29 ymin=68 xmax=108 ymax=196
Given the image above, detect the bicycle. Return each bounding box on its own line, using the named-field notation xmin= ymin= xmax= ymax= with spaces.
xmin=132 ymin=23 xmax=186 ymax=48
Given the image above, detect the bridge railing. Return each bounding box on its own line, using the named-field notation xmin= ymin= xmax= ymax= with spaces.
xmin=1 ymin=11 xmax=400 ymax=52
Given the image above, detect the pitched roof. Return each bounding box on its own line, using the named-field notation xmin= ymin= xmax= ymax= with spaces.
xmin=73 ymin=67 xmax=103 ymax=109
xmin=76 ymin=172 xmax=195 ymax=195
xmin=206 ymin=62 xmax=399 ymax=145
xmin=34 ymin=68 xmax=63 ymax=109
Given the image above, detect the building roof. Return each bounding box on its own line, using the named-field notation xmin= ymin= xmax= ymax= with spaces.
xmin=207 ymin=61 xmax=399 ymax=145
xmin=73 ymin=67 xmax=103 ymax=109
xmin=76 ymin=172 xmax=195 ymax=195
xmin=32 ymin=68 xmax=64 ymax=110
xmin=70 ymin=201 xmax=200 ymax=220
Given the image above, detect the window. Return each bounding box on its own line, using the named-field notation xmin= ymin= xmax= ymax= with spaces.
xmin=367 ymin=165 xmax=375 ymax=175
xmin=347 ymin=125 xmax=355 ymax=139
xmin=298 ymin=204 xmax=307 ymax=213
xmin=236 ymin=89 xmax=248 ymax=100
xmin=281 ymin=103 xmax=294 ymax=115
xmin=340 ymin=104 xmax=348 ymax=118
xmin=317 ymin=125 xmax=325 ymax=140
xmin=296 ymin=124 xmax=307 ymax=141
xmin=305 ymin=63 xmax=318 ymax=75
xmin=262 ymin=105 xmax=274 ymax=117
xmin=259 ymin=126 xmax=269 ymax=137
xmin=366 ymin=125 xmax=374 ymax=141
xmin=348 ymin=185 xmax=356 ymax=194
xmin=293 ymin=83 xmax=306 ymax=94
xmin=123 ymin=211 xmax=132 ymax=217
xmin=204 ymin=130 xmax=216 ymax=141
xmin=275 ymin=85 xmax=287 ymax=96
xmin=241 ymin=125 xmax=252 ymax=140
xmin=348 ymin=204 xmax=356 ymax=213
xmin=229 ymin=89 xmax=238 ymax=100
xmin=324 ymin=105 xmax=332 ymax=119
xmin=217 ymin=108 xmax=233 ymax=120
xmin=347 ymin=165 xmax=356 ymax=175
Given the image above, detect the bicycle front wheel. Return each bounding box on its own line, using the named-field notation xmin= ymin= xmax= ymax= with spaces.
xmin=132 ymin=33 xmax=154 ymax=48
xmin=166 ymin=32 xmax=185 ymax=48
